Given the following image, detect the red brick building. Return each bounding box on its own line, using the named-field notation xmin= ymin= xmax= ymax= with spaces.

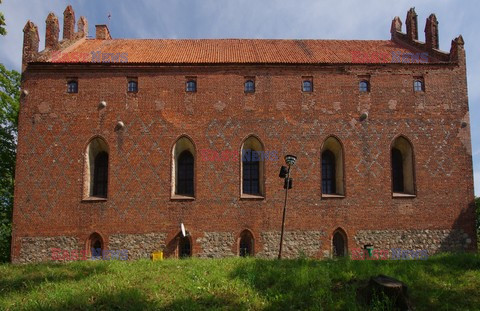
xmin=11 ymin=6 xmax=476 ymax=263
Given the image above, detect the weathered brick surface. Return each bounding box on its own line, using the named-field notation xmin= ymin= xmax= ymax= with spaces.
xmin=11 ymin=8 xmax=476 ymax=263
xmin=11 ymin=61 xmax=476 ymax=263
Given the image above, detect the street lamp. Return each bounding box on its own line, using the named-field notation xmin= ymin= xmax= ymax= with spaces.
xmin=278 ymin=154 xmax=297 ymax=259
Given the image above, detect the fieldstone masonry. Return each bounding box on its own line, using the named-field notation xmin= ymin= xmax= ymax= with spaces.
xmin=196 ymin=232 xmax=236 ymax=258
xmin=17 ymin=236 xmax=79 ymax=263
xmin=354 ymin=229 xmax=472 ymax=255
xmin=257 ymin=231 xmax=326 ymax=259
xmin=108 ymin=233 xmax=167 ymax=260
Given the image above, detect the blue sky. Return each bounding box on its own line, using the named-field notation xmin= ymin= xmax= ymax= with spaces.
xmin=0 ymin=0 xmax=478 ymax=195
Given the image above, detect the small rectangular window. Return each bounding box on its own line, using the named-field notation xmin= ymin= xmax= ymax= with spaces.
xmin=67 ymin=79 xmax=78 ymax=93
xmin=186 ymin=78 xmax=197 ymax=92
xmin=245 ymin=78 xmax=255 ymax=93
xmin=413 ymin=77 xmax=424 ymax=92
xmin=358 ymin=75 xmax=370 ymax=93
xmin=302 ymin=77 xmax=313 ymax=92
xmin=127 ymin=77 xmax=138 ymax=93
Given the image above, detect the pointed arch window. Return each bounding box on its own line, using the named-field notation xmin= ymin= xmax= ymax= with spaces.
xmin=93 ymin=152 xmax=108 ymax=197
xmin=321 ymin=137 xmax=345 ymax=197
xmin=177 ymin=151 xmax=194 ymax=196
xmin=239 ymin=230 xmax=254 ymax=257
xmin=322 ymin=150 xmax=336 ymax=194
xmin=84 ymin=137 xmax=109 ymax=200
xmin=172 ymin=136 xmax=196 ymax=198
xmin=332 ymin=230 xmax=347 ymax=257
xmin=391 ymin=136 xmax=415 ymax=196
xmin=179 ymin=236 xmax=191 ymax=258
xmin=88 ymin=233 xmax=103 ymax=259
xmin=241 ymin=136 xmax=264 ymax=197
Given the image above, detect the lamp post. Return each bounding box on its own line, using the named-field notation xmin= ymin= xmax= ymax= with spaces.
xmin=278 ymin=154 xmax=297 ymax=259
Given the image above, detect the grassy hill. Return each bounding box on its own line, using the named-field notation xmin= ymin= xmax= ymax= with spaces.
xmin=1 ymin=253 xmax=479 ymax=310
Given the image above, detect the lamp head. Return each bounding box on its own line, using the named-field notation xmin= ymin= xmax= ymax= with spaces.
xmin=284 ymin=154 xmax=297 ymax=166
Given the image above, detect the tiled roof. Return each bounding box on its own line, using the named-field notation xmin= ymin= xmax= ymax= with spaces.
xmin=47 ymin=39 xmax=441 ymax=64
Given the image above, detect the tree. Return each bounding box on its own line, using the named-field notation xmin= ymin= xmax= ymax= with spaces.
xmin=0 ymin=62 xmax=20 ymax=262
xmin=0 ymin=0 xmax=6 ymax=36
xmin=476 ymin=197 xmax=480 ymax=250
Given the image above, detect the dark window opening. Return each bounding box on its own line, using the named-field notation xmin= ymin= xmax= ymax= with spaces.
xmin=128 ymin=80 xmax=138 ymax=92
xmin=93 ymin=152 xmax=108 ymax=197
xmin=333 ymin=232 xmax=345 ymax=257
xmin=414 ymin=80 xmax=424 ymax=92
xmin=242 ymin=150 xmax=260 ymax=195
xmin=239 ymin=231 xmax=254 ymax=257
xmin=302 ymin=80 xmax=312 ymax=92
xmin=359 ymin=80 xmax=369 ymax=92
xmin=322 ymin=150 xmax=336 ymax=194
xmin=392 ymin=148 xmax=404 ymax=193
xmin=67 ymin=80 xmax=78 ymax=93
xmin=176 ymin=150 xmax=194 ymax=196
xmin=186 ymin=80 xmax=196 ymax=92
xmin=89 ymin=233 xmax=103 ymax=259
xmin=179 ymin=236 xmax=191 ymax=258
xmin=245 ymin=80 xmax=255 ymax=93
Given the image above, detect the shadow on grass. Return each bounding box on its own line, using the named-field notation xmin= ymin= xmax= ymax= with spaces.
xmin=0 ymin=262 xmax=108 ymax=298
xmin=230 ymin=254 xmax=480 ymax=310
xmin=230 ymin=258 xmax=359 ymax=310
xmin=159 ymin=295 xmax=247 ymax=311
xmin=45 ymin=288 xmax=152 ymax=311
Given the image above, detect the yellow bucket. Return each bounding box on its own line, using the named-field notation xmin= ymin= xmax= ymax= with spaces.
xmin=152 ymin=251 xmax=164 ymax=261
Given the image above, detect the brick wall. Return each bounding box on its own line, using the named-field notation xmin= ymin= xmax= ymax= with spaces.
xmin=11 ymin=62 xmax=476 ymax=262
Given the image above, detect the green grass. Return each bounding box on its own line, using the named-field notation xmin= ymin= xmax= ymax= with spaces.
xmin=0 ymin=253 xmax=479 ymax=310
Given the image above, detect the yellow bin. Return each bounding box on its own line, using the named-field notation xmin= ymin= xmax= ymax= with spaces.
xmin=152 ymin=251 xmax=164 ymax=261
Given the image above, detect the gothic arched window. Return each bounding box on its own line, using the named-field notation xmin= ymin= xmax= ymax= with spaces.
xmin=176 ymin=151 xmax=194 ymax=196
xmin=321 ymin=136 xmax=345 ymax=197
xmin=391 ymin=136 xmax=415 ymax=195
xmin=93 ymin=152 xmax=108 ymax=198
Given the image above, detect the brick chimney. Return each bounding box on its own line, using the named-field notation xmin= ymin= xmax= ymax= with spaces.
xmin=425 ymin=14 xmax=439 ymax=50
xmin=406 ymin=8 xmax=418 ymax=41
xmin=95 ymin=25 xmax=111 ymax=40
xmin=63 ymin=5 xmax=75 ymax=40
xmin=45 ymin=13 xmax=59 ymax=50
xmin=22 ymin=20 xmax=39 ymax=72
xmin=77 ymin=16 xmax=88 ymax=38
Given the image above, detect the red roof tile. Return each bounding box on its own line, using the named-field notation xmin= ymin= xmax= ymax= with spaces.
xmin=47 ymin=39 xmax=442 ymax=64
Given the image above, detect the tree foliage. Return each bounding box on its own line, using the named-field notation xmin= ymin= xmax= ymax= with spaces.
xmin=0 ymin=0 xmax=6 ymax=36
xmin=0 ymin=63 xmax=20 ymax=262
xmin=476 ymin=196 xmax=480 ymax=236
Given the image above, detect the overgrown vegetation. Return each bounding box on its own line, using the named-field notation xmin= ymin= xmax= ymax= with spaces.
xmin=476 ymin=196 xmax=480 ymax=249
xmin=0 ymin=63 xmax=20 ymax=263
xmin=0 ymin=253 xmax=479 ymax=310
xmin=0 ymin=0 xmax=20 ymax=263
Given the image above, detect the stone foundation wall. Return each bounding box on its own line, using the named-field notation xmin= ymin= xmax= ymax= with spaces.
xmin=196 ymin=232 xmax=236 ymax=258
xmin=108 ymin=233 xmax=166 ymax=260
xmin=257 ymin=231 xmax=325 ymax=259
xmin=16 ymin=236 xmax=79 ymax=264
xmin=353 ymin=229 xmax=473 ymax=255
